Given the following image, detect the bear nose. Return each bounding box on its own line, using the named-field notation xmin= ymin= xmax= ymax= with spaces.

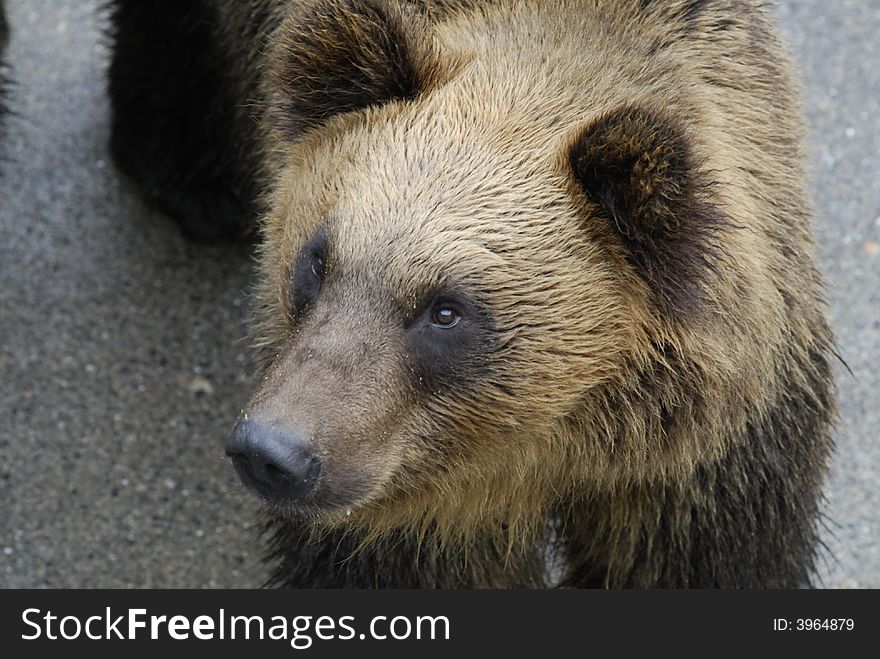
xmin=224 ymin=417 xmax=321 ymax=501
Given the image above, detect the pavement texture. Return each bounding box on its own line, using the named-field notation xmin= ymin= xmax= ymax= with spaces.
xmin=1 ymin=0 xmax=877 ymax=588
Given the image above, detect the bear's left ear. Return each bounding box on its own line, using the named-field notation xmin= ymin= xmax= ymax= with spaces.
xmin=569 ymin=106 xmax=729 ymax=313
xmin=269 ymin=0 xmax=453 ymax=140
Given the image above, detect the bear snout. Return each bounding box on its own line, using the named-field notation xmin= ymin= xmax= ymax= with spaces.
xmin=225 ymin=417 xmax=322 ymax=503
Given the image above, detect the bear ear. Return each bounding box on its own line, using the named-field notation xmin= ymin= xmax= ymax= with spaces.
xmin=569 ymin=106 xmax=729 ymax=313
xmin=269 ymin=0 xmax=449 ymax=140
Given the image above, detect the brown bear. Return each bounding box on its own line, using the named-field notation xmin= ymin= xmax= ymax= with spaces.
xmin=109 ymin=0 xmax=836 ymax=587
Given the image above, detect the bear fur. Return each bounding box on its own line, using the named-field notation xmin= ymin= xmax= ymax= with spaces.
xmin=109 ymin=0 xmax=836 ymax=588
xmin=0 ymin=0 xmax=9 ymax=129
xmin=0 ymin=1 xmax=7 ymax=57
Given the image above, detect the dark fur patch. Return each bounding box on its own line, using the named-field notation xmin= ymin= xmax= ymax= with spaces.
xmin=0 ymin=1 xmax=8 ymax=147
xmin=0 ymin=1 xmax=8 ymax=50
xmin=263 ymin=517 xmax=546 ymax=587
xmin=640 ymin=0 xmax=709 ymax=24
xmin=404 ymin=290 xmax=498 ymax=393
xmin=270 ymin=0 xmax=445 ymax=140
xmin=288 ymin=230 xmax=329 ymax=321
xmin=679 ymin=0 xmax=708 ymax=23
xmin=107 ymin=0 xmax=263 ymax=242
xmin=569 ymin=106 xmax=729 ymax=313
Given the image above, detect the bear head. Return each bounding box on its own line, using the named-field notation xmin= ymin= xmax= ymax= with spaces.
xmin=226 ymin=0 xmax=748 ymax=541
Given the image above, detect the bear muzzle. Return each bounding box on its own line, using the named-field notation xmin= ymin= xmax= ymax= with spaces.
xmin=225 ymin=416 xmax=322 ymax=503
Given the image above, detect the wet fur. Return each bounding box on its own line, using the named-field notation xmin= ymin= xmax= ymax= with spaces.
xmin=109 ymin=0 xmax=835 ymax=588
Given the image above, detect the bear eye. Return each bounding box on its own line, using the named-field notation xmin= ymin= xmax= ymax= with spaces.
xmin=430 ymin=302 xmax=461 ymax=328
xmin=310 ymin=252 xmax=325 ymax=279
xmin=289 ymin=232 xmax=328 ymax=321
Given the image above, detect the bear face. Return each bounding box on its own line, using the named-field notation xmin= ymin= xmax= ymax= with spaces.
xmin=228 ymin=0 xmax=768 ymax=542
xmin=244 ymin=103 xmax=640 ymax=531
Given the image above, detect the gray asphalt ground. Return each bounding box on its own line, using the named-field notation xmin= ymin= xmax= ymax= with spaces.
xmin=1 ymin=0 xmax=877 ymax=588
